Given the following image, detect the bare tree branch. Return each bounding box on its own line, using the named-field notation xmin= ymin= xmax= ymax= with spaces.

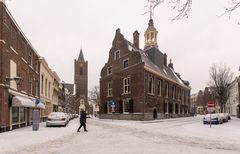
xmin=144 ymin=0 xmax=192 ymax=21
xmin=169 ymin=0 xmax=192 ymax=21
xmin=221 ymin=0 xmax=240 ymax=19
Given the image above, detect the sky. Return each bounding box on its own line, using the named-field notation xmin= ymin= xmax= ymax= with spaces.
xmin=4 ymin=0 xmax=240 ymax=94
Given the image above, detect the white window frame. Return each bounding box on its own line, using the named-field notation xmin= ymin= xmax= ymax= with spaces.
xmin=148 ymin=75 xmax=154 ymax=95
xmin=114 ymin=50 xmax=120 ymax=60
xmin=165 ymin=82 xmax=169 ymax=98
xmin=123 ymin=59 xmax=129 ymax=69
xmin=157 ymin=79 xmax=162 ymax=96
xmin=123 ymin=77 xmax=131 ymax=94
xmin=107 ymin=82 xmax=112 ymax=97
xmin=10 ymin=59 xmax=17 ymax=90
xmin=107 ymin=66 xmax=112 ymax=75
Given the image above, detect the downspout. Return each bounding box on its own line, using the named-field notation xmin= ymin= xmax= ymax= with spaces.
xmin=143 ymin=64 xmax=145 ymax=120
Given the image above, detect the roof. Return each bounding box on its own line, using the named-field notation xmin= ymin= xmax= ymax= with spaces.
xmin=78 ymin=49 xmax=85 ymax=61
xmin=125 ymin=39 xmax=190 ymax=89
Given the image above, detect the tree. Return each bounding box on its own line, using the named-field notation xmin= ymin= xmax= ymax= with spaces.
xmin=88 ymin=86 xmax=100 ymax=115
xmin=145 ymin=0 xmax=192 ymax=21
xmin=208 ymin=63 xmax=234 ymax=112
xmin=148 ymin=0 xmax=240 ymax=21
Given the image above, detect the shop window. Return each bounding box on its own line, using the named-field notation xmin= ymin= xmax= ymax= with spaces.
xmin=12 ymin=107 xmax=19 ymax=123
xmin=20 ymin=107 xmax=25 ymax=123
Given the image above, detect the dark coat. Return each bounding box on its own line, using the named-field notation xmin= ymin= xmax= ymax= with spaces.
xmin=80 ymin=112 xmax=89 ymax=123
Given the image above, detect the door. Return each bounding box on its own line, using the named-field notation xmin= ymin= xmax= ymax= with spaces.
xmin=153 ymin=108 xmax=157 ymax=119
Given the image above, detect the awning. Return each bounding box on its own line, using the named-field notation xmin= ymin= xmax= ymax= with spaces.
xmin=12 ymin=95 xmax=36 ymax=108
xmin=37 ymin=102 xmax=45 ymax=109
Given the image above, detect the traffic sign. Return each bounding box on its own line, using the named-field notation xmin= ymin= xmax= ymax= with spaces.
xmin=111 ymin=101 xmax=115 ymax=108
xmin=208 ymin=101 xmax=214 ymax=108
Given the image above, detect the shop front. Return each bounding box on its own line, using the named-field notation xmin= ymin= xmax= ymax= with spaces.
xmin=9 ymin=89 xmax=45 ymax=130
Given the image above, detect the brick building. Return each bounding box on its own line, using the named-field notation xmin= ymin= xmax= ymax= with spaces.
xmin=0 ymin=1 xmax=43 ymax=132
xmin=100 ymin=19 xmax=191 ymax=120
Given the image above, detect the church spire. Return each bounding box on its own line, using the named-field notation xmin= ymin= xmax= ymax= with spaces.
xmin=78 ymin=48 xmax=85 ymax=61
xmin=144 ymin=18 xmax=158 ymax=50
xmin=0 ymin=0 xmax=5 ymax=4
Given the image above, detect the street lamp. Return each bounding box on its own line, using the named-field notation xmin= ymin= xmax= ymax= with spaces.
xmin=5 ymin=76 xmax=23 ymax=85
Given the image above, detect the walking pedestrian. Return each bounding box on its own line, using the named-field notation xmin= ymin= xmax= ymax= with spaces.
xmin=77 ymin=111 xmax=90 ymax=132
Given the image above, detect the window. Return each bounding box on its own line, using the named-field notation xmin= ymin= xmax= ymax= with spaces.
xmin=107 ymin=66 xmax=112 ymax=75
xmin=123 ymin=59 xmax=129 ymax=69
xmin=10 ymin=60 xmax=17 ymax=89
xmin=20 ymin=107 xmax=25 ymax=123
xmin=12 ymin=107 xmax=19 ymax=123
xmin=35 ymin=59 xmax=38 ymax=72
xmin=165 ymin=82 xmax=169 ymax=98
xmin=80 ymin=67 xmax=83 ymax=75
xmin=29 ymin=77 xmax=32 ymax=95
xmin=107 ymin=82 xmax=112 ymax=97
xmin=48 ymin=82 xmax=51 ymax=98
xmin=41 ymin=74 xmax=44 ymax=94
xmin=148 ymin=76 xmax=154 ymax=94
xmin=29 ymin=51 xmax=33 ymax=67
xmin=178 ymin=88 xmax=181 ymax=100
xmin=123 ymin=99 xmax=130 ymax=113
xmin=45 ymin=79 xmax=48 ymax=96
xmin=123 ymin=77 xmax=130 ymax=94
xmin=35 ymin=80 xmax=39 ymax=96
xmin=157 ymin=79 xmax=162 ymax=96
xmin=114 ymin=50 xmax=120 ymax=60
xmin=172 ymin=85 xmax=176 ymax=99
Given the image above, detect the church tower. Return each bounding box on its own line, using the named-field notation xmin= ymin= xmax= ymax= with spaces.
xmin=74 ymin=49 xmax=89 ymax=112
xmin=144 ymin=18 xmax=158 ymax=50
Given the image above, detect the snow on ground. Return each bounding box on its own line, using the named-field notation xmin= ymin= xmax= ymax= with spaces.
xmin=0 ymin=115 xmax=240 ymax=154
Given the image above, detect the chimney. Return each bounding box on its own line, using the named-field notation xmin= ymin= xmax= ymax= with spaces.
xmin=168 ymin=59 xmax=174 ymax=70
xmin=133 ymin=30 xmax=139 ymax=49
xmin=163 ymin=53 xmax=167 ymax=67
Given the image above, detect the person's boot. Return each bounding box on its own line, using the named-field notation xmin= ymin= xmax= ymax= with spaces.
xmin=84 ymin=130 xmax=88 ymax=132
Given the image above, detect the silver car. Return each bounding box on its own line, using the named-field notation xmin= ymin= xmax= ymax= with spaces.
xmin=46 ymin=112 xmax=69 ymax=127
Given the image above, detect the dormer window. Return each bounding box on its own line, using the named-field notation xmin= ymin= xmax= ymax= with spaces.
xmin=123 ymin=59 xmax=129 ymax=69
xmin=114 ymin=50 xmax=120 ymax=60
xmin=107 ymin=66 xmax=112 ymax=75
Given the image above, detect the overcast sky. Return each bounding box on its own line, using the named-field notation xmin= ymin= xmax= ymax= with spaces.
xmin=5 ymin=0 xmax=240 ymax=94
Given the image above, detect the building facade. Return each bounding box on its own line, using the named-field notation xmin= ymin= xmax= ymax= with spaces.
xmin=39 ymin=57 xmax=56 ymax=121
xmin=226 ymin=76 xmax=240 ymax=116
xmin=74 ymin=49 xmax=89 ymax=113
xmin=100 ymin=19 xmax=191 ymax=120
xmin=0 ymin=1 xmax=43 ymax=132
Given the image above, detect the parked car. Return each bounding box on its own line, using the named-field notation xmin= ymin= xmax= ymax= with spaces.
xmin=224 ymin=113 xmax=231 ymax=120
xmin=219 ymin=113 xmax=228 ymax=122
xmin=46 ymin=112 xmax=69 ymax=127
xmin=203 ymin=113 xmax=223 ymax=124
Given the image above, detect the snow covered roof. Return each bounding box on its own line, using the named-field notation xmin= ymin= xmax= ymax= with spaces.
xmin=125 ymin=39 xmax=190 ymax=88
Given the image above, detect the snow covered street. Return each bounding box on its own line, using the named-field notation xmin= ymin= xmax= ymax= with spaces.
xmin=1 ymin=116 xmax=240 ymax=154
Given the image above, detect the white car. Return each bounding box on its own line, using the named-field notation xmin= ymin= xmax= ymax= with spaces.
xmin=203 ymin=113 xmax=223 ymax=124
xmin=46 ymin=112 xmax=69 ymax=127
